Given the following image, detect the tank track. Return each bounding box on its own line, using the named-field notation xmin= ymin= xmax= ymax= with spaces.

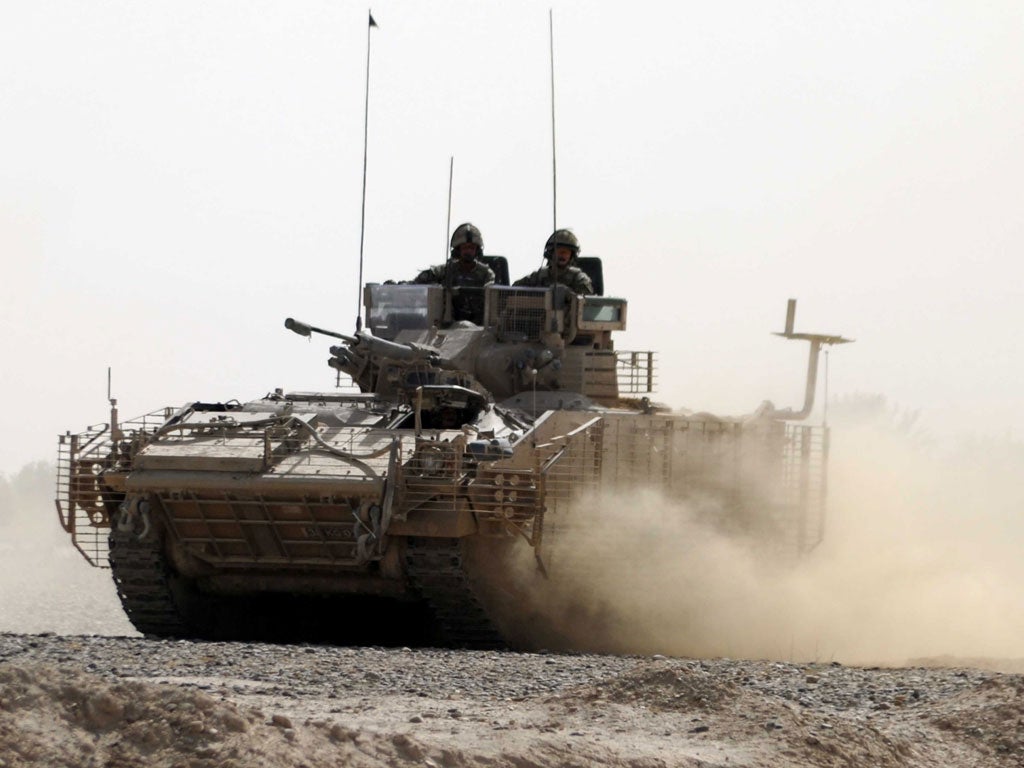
xmin=404 ymin=537 xmax=506 ymax=650
xmin=108 ymin=526 xmax=191 ymax=638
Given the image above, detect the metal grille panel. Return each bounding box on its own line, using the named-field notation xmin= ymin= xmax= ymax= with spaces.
xmin=55 ymin=409 xmax=172 ymax=567
xmin=160 ymin=493 xmax=377 ymax=566
xmin=536 ymin=418 xmax=603 ymax=517
xmin=616 ymin=351 xmax=657 ymax=394
xmin=485 ymin=288 xmax=550 ymax=340
xmin=594 ymin=415 xmax=828 ymax=554
xmin=396 ymin=438 xmax=465 ymax=521
xmin=560 ymin=350 xmax=656 ymax=400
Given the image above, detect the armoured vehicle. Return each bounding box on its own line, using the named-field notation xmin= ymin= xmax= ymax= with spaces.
xmin=57 ymin=264 xmax=849 ymax=648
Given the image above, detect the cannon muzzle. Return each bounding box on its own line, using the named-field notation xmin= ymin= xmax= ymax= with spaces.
xmin=285 ymin=318 xmax=357 ymax=343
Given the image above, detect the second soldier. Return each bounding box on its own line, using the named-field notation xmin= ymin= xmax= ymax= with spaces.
xmin=514 ymin=229 xmax=593 ymax=294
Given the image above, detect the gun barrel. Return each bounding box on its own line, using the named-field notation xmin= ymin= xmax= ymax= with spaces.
xmin=285 ymin=318 xmax=357 ymax=343
xmin=285 ymin=317 xmax=313 ymax=337
xmin=354 ymin=331 xmax=436 ymax=363
xmin=328 ymin=353 xmax=354 ymax=371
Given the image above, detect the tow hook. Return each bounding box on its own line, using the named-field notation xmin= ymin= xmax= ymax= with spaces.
xmin=117 ymin=496 xmax=152 ymax=540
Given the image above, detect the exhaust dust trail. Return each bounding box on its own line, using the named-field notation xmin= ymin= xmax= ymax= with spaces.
xmin=509 ymin=424 xmax=1024 ymax=666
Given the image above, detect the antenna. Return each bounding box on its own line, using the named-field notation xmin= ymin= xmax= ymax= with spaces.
xmin=549 ymin=8 xmax=557 ymax=234
xmin=445 ymin=156 xmax=454 ymax=262
xmin=442 ymin=157 xmax=455 ymax=325
xmin=548 ymin=8 xmax=559 ymax=287
xmin=355 ymin=10 xmax=378 ymax=332
xmin=531 ymin=366 xmax=539 ymax=441
xmin=107 ymin=367 xmax=122 ymax=443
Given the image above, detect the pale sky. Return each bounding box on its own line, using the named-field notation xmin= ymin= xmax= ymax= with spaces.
xmin=1 ymin=1 xmax=1022 ymax=473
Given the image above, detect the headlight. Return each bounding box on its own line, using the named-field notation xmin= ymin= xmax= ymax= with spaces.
xmin=413 ymin=444 xmax=454 ymax=477
xmin=421 ymin=450 xmax=444 ymax=474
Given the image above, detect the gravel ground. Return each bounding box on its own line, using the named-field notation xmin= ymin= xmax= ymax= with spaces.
xmin=3 ymin=494 xmax=1023 ymax=766
xmin=1 ymin=632 xmax=1022 ymax=767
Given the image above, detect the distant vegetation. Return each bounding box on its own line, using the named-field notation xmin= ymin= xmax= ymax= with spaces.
xmin=829 ymin=392 xmax=923 ymax=438
xmin=831 ymin=391 xmax=1024 ymax=462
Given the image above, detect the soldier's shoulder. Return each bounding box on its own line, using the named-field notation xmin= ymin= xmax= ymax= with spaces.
xmin=416 ymin=264 xmax=449 ymax=283
xmin=513 ymin=267 xmax=543 ymax=286
xmin=570 ymin=266 xmax=593 ymax=292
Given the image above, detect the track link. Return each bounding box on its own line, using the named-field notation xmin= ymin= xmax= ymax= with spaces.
xmin=405 ymin=538 xmax=506 ymax=650
xmin=108 ymin=526 xmax=190 ymax=638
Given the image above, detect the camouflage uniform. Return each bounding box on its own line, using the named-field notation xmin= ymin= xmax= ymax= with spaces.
xmin=513 ymin=264 xmax=593 ymax=294
xmin=412 ymin=259 xmax=495 ymax=324
xmin=412 ymin=260 xmax=495 ymax=288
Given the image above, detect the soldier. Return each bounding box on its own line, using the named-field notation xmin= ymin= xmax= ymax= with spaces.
xmin=411 ymin=223 xmax=495 ymax=323
xmin=513 ymin=229 xmax=594 ymax=294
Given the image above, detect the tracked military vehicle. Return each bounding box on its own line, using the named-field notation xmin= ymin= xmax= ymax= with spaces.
xmin=57 ymin=264 xmax=849 ymax=648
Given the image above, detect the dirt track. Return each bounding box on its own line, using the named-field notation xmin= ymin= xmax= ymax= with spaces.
xmin=1 ymin=633 xmax=1022 ymax=767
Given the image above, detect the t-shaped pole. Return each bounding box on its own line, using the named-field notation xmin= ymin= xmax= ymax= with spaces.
xmin=770 ymin=299 xmax=853 ymax=420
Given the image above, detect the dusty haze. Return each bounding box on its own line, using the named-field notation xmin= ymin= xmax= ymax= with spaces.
xmin=0 ymin=462 xmax=134 ymax=636
xmin=2 ymin=1 xmax=1023 ymax=473
xmin=501 ymin=402 xmax=1024 ymax=665
xmin=3 ymin=401 xmax=1022 ymax=665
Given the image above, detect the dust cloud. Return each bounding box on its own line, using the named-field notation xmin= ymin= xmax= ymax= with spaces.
xmin=4 ymin=413 xmax=1023 ymax=665
xmin=511 ymin=404 xmax=1024 ymax=666
xmin=0 ymin=461 xmax=134 ymax=636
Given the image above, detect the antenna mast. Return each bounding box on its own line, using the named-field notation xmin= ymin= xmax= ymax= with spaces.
xmin=549 ymin=8 xmax=557 ymax=233
xmin=107 ymin=367 xmax=122 ymax=444
xmin=442 ymin=156 xmax=454 ymax=324
xmin=355 ymin=10 xmax=378 ymax=332
xmin=445 ymin=156 xmax=454 ymax=261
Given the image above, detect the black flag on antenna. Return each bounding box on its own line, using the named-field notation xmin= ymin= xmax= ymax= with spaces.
xmin=369 ymin=12 xmax=378 ymax=27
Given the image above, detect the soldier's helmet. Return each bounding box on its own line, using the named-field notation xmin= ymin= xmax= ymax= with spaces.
xmin=544 ymin=229 xmax=580 ymax=262
xmin=450 ymin=223 xmax=484 ymax=259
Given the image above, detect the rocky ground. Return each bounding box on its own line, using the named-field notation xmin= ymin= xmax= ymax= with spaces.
xmin=3 ymin=471 xmax=1024 ymax=767
xmin=1 ymin=632 xmax=1022 ymax=767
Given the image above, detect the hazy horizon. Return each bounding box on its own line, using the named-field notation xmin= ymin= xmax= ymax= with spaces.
xmin=2 ymin=1 xmax=1023 ymax=473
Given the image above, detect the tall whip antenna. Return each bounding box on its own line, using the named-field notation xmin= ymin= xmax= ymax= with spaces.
xmin=549 ymin=8 xmax=557 ymax=234
xmin=444 ymin=156 xmax=454 ymax=261
xmin=355 ymin=10 xmax=378 ymax=332
xmin=442 ymin=156 xmax=454 ymax=324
